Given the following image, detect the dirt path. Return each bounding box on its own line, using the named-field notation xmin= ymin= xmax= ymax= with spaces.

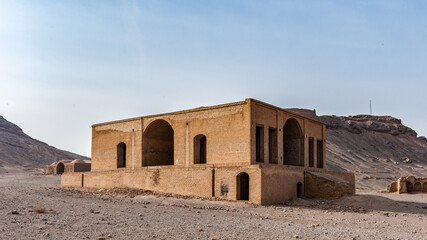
xmin=0 ymin=171 xmax=426 ymax=239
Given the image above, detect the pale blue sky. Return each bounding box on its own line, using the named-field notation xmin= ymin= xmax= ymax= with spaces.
xmin=0 ymin=0 xmax=426 ymax=157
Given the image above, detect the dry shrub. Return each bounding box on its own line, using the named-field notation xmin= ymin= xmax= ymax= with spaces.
xmin=33 ymin=206 xmax=46 ymax=214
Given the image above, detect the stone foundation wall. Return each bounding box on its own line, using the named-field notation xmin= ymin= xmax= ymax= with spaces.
xmin=62 ymin=165 xmax=354 ymax=204
xmin=261 ymin=166 xmax=305 ymax=204
xmin=304 ymin=171 xmax=355 ymax=199
xmin=62 ymin=165 xmax=263 ymax=203
xmin=61 ymin=172 xmax=83 ymax=187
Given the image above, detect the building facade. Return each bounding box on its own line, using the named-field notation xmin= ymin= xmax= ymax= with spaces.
xmin=62 ymin=99 xmax=354 ymax=204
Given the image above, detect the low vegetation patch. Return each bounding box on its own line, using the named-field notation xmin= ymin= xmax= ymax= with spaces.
xmin=33 ymin=206 xmax=46 ymax=214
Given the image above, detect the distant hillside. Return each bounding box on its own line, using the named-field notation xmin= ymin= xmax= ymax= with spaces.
xmin=0 ymin=115 xmax=89 ymax=168
xmin=287 ymin=108 xmax=427 ymax=190
xmin=320 ymin=115 xmax=427 ymax=190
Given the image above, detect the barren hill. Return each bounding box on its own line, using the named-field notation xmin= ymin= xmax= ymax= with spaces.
xmin=321 ymin=114 xmax=427 ymax=190
xmin=287 ymin=109 xmax=427 ymax=190
xmin=0 ymin=115 xmax=89 ymax=168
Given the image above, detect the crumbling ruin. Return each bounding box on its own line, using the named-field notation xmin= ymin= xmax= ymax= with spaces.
xmin=61 ymin=99 xmax=355 ymax=204
xmin=45 ymin=159 xmax=91 ymax=175
xmin=387 ymin=176 xmax=427 ymax=193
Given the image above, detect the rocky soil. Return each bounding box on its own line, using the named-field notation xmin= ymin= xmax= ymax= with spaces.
xmin=1 ymin=170 xmax=426 ymax=240
xmin=0 ymin=115 xmax=89 ymax=168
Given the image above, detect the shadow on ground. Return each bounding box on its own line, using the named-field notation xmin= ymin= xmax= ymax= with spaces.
xmin=282 ymin=193 xmax=427 ymax=215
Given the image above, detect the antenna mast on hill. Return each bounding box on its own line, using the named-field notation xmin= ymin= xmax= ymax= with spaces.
xmin=369 ymin=100 xmax=372 ymax=115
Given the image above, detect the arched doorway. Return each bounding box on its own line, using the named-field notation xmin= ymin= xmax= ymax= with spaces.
xmin=283 ymin=118 xmax=304 ymax=166
xmin=236 ymin=172 xmax=249 ymax=200
xmin=194 ymin=134 xmax=207 ymax=164
xmin=297 ymin=182 xmax=303 ymax=198
xmin=414 ymin=182 xmax=421 ymax=192
xmin=117 ymin=142 xmax=126 ymax=168
xmin=143 ymin=119 xmax=174 ymax=166
xmin=423 ymin=182 xmax=427 ymax=192
xmin=56 ymin=162 xmax=65 ymax=175
xmin=406 ymin=182 xmax=413 ymax=192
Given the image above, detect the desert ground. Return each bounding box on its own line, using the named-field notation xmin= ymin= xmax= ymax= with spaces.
xmin=0 ymin=168 xmax=426 ymax=240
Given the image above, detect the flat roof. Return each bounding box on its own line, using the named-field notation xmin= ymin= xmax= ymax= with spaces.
xmin=92 ymin=98 xmax=325 ymax=127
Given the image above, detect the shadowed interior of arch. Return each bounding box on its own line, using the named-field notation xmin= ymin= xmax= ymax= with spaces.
xmin=56 ymin=162 xmax=64 ymax=175
xmin=236 ymin=172 xmax=249 ymax=200
xmin=143 ymin=119 xmax=174 ymax=166
xmin=283 ymin=118 xmax=304 ymax=166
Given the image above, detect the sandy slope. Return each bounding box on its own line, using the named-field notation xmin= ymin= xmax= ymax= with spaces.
xmin=0 ymin=171 xmax=426 ymax=239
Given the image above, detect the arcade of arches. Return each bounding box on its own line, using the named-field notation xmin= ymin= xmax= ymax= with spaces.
xmin=73 ymin=98 xmax=355 ymax=205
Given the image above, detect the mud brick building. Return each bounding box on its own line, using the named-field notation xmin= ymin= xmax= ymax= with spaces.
xmin=45 ymin=159 xmax=91 ymax=175
xmin=62 ymin=99 xmax=354 ymax=204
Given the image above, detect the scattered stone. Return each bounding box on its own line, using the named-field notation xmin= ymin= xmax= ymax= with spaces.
xmin=293 ymin=235 xmax=299 ymax=238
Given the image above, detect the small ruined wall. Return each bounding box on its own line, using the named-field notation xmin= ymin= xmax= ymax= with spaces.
xmin=44 ymin=165 xmax=54 ymax=175
xmin=388 ymin=176 xmax=427 ymax=193
xmin=261 ymin=165 xmax=304 ymax=204
xmin=304 ymin=171 xmax=355 ymax=199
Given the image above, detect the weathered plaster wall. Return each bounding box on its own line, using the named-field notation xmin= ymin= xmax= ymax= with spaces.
xmin=142 ymin=103 xmax=251 ymax=167
xmin=213 ymin=165 xmax=262 ymax=204
xmin=61 ymin=172 xmax=83 ymax=187
xmin=63 ymin=165 xmax=263 ymax=203
xmin=261 ymin=165 xmax=305 ymax=204
xmin=91 ymin=102 xmax=251 ymax=171
xmin=92 ymin=119 xmax=143 ymax=171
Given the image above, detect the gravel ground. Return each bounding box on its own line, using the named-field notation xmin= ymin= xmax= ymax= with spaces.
xmin=0 ymin=170 xmax=426 ymax=240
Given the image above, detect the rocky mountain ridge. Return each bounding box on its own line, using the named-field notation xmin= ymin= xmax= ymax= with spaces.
xmin=0 ymin=115 xmax=89 ymax=168
xmin=319 ymin=114 xmax=427 ymax=190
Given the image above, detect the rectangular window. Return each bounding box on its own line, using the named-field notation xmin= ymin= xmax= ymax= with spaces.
xmin=256 ymin=126 xmax=264 ymax=163
xmin=317 ymin=140 xmax=323 ymax=168
xmin=268 ymin=128 xmax=277 ymax=164
xmin=309 ymin=138 xmax=314 ymax=167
